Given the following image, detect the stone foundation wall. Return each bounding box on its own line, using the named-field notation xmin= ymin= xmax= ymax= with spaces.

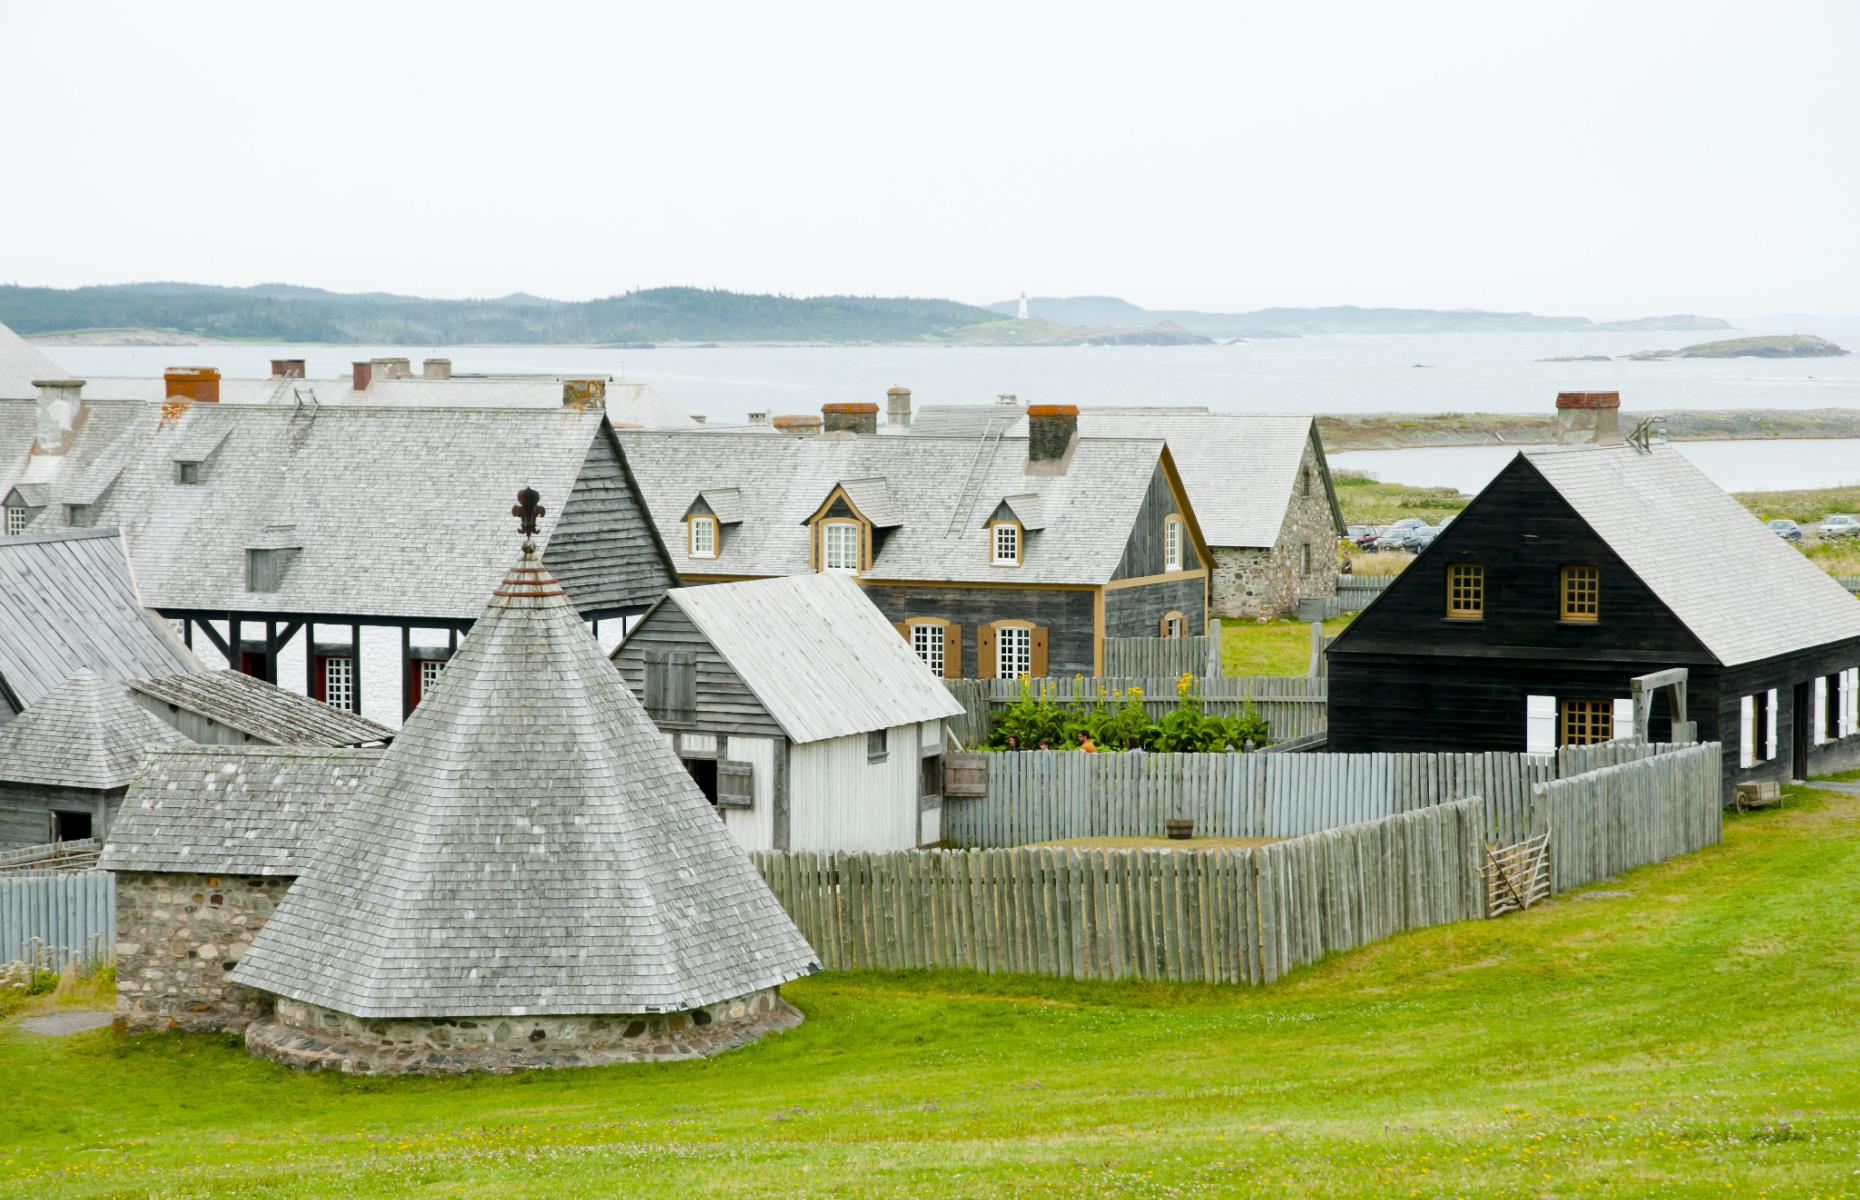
xmin=246 ymin=988 xmax=801 ymax=1074
xmin=1210 ymin=438 xmax=1341 ymax=619
xmin=113 ymin=870 xmax=293 ymax=1033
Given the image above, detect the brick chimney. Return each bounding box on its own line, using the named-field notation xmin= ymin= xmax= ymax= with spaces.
xmin=30 ymin=379 xmax=85 ymax=454
xmin=886 ymin=386 xmax=912 ymax=428
xmin=747 ymin=410 xmax=770 ymax=426
xmin=822 ymin=402 xmax=878 ymax=436
xmin=352 ymin=361 xmax=373 ymax=392
xmin=1027 ymin=403 xmax=1079 ymax=465
xmin=772 ymin=414 xmax=822 ymax=437
xmin=269 ymin=359 xmax=305 ymax=379
xmin=164 ymin=367 xmax=220 ymax=404
xmin=563 ymin=379 xmax=607 ymax=410
xmin=1555 ymin=391 xmax=1622 ymax=446
xmin=422 ymin=358 xmax=451 ymax=380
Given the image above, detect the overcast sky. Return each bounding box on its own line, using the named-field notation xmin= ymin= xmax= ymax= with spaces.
xmin=2 ymin=1 xmax=1855 ymax=317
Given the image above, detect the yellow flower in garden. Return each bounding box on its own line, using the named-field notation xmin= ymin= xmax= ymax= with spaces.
xmin=1129 ymin=685 xmax=1142 ymax=698
xmin=1177 ymin=672 xmax=1194 ymax=698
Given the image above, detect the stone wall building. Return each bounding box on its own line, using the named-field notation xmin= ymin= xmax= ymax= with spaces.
xmin=101 ymin=746 xmax=378 ymax=1032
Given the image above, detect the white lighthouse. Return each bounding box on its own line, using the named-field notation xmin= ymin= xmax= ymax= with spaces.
xmin=1017 ymin=292 xmax=1029 ymax=321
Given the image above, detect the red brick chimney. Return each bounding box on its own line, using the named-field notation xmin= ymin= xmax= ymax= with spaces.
xmin=269 ymin=359 xmax=305 ymax=379
xmin=1555 ymin=391 xmax=1622 ymax=446
xmin=164 ymin=367 xmax=220 ymax=404
xmin=822 ymin=402 xmax=879 ymax=436
xmin=352 ymin=361 xmax=373 ymax=392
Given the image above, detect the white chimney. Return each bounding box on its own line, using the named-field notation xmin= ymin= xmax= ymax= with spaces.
xmin=31 ymin=379 xmax=85 ymax=455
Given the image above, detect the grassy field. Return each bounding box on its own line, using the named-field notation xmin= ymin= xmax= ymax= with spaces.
xmin=4 ymin=788 xmax=1860 ymax=1197
xmin=1219 ymin=616 xmax=1351 ymax=676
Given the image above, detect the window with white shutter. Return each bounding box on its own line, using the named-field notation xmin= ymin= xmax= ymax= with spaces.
xmin=1843 ymin=668 xmax=1859 ymax=738
xmin=1814 ymin=677 xmax=1829 ymax=745
xmin=1766 ymin=689 xmax=1779 ymax=761
xmin=1526 ymin=695 xmax=1556 ymax=755
xmin=1610 ymin=697 xmax=1635 ymax=741
xmin=1739 ymin=695 xmax=1756 ymax=768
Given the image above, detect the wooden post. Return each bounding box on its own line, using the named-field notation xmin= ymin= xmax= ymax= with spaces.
xmin=350 ymin=623 xmax=363 ymax=714
xmin=1207 ymin=619 xmax=1222 ymax=677
xmin=304 ymin=621 xmax=317 ymax=697
xmin=400 ymin=625 xmax=413 ymax=720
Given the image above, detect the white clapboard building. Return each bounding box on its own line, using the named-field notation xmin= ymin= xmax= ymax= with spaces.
xmin=612 ymin=574 xmax=965 ymax=852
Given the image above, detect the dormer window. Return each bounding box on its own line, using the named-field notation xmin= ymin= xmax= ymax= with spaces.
xmin=1164 ymin=515 xmax=1185 ymax=572
xmin=990 ymin=520 xmax=1021 ymax=567
xmin=246 ymin=547 xmax=299 ymax=593
xmin=689 ymin=515 xmax=718 ymax=559
xmin=177 ymin=461 xmax=202 ymax=485
xmin=65 ymin=504 xmax=91 ymax=528
xmin=3 ymin=505 xmax=27 ymax=537
xmin=821 ymin=520 xmax=860 ymax=573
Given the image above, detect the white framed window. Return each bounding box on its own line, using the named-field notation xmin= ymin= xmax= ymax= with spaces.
xmin=911 ymin=622 xmax=945 ymax=675
xmin=421 ymin=659 xmax=445 ymax=694
xmin=689 ymin=516 xmax=717 ymax=559
xmin=4 ymin=506 xmax=29 ymax=537
xmin=821 ymin=521 xmax=859 ymax=573
xmin=991 ymin=521 xmax=1020 ymax=566
xmin=997 ymin=624 xmax=1032 ymax=680
xmin=1164 ymin=516 xmax=1184 ymax=572
xmin=1740 ymin=690 xmax=1780 ymax=767
xmin=1526 ymin=694 xmax=1556 ymax=755
xmin=323 ymin=657 xmax=354 ymax=711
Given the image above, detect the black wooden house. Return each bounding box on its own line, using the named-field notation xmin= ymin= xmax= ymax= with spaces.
xmin=1328 ymin=393 xmax=1860 ymax=796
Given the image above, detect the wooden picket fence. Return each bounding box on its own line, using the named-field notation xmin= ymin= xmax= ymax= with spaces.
xmin=943 ymin=742 xmax=1694 ymax=849
xmin=943 ymin=674 xmax=1327 ymax=750
xmin=1531 ymin=743 xmax=1723 ymax=893
xmin=1335 ymin=574 xmax=1394 ymax=608
xmin=0 ymin=838 xmax=104 ymax=874
xmin=752 ymin=797 xmax=1484 ymax=986
xmin=0 ymin=869 xmax=115 ymax=970
xmin=1103 ymin=624 xmax=1222 ymax=679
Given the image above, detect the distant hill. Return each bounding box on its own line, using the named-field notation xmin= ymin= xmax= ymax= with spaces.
xmin=1624 ymin=334 xmax=1848 ymax=360
xmin=0 ymin=282 xmax=1006 ymax=345
xmin=987 ymin=297 xmax=1733 ymax=338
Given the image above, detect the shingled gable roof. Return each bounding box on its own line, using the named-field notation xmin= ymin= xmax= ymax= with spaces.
xmin=0 ymin=670 xmax=189 ymax=790
xmin=100 ymin=746 xmax=383 ymax=876
xmin=231 ymin=543 xmax=818 ymax=1018
xmin=0 ymin=321 xmax=67 ymax=399
xmin=635 ymin=575 xmax=967 ymax=744
xmin=2 ymin=401 xmax=677 ymax=620
xmin=616 ymin=430 xmax=1176 ymax=585
xmin=127 ymin=670 xmax=393 ymax=748
xmin=0 ymin=528 xmax=199 ymax=715
xmin=1519 ymin=443 xmax=1860 ymax=667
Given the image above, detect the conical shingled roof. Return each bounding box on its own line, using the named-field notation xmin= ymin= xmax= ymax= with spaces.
xmin=232 ymin=549 xmax=819 ymax=1019
xmin=0 ymin=669 xmax=188 ymax=790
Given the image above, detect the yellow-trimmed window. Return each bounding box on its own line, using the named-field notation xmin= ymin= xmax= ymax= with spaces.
xmin=1446 ymin=563 xmax=1484 ymax=619
xmin=1164 ymin=515 xmax=1185 ymax=572
xmin=688 ymin=515 xmax=718 ymax=559
xmin=820 ymin=519 xmax=861 ymax=573
xmin=989 ymin=520 xmax=1021 ymax=566
xmin=1559 ymin=698 xmax=1613 ymax=746
xmin=1560 ymin=564 xmax=1600 ymax=622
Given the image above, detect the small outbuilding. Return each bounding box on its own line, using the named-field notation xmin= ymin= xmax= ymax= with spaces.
xmin=0 ymin=670 xmax=188 ymax=846
xmin=612 ymin=574 xmax=967 ymax=851
xmin=215 ymin=505 xmax=818 ymax=1074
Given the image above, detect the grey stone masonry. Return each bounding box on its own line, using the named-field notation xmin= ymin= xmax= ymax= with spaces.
xmin=245 ymin=988 xmax=801 ymax=1075
xmin=114 ymin=870 xmax=291 ymax=1033
xmin=1211 ymin=437 xmax=1339 ymax=619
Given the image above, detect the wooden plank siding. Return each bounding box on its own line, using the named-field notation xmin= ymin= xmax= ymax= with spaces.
xmin=541 ymin=426 xmax=681 ymax=615
xmin=1103 ymin=575 xmax=1207 ymax=640
xmin=862 ymin=584 xmax=1097 ymax=679
xmin=1112 ymin=465 xmax=1203 ymax=580
xmin=611 ymin=602 xmax=785 ymax=738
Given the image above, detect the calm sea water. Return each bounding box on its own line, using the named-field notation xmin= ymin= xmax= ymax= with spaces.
xmin=39 ymin=327 xmax=1860 ymax=495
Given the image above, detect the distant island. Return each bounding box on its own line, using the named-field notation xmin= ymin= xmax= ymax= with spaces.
xmin=1624 ymin=334 xmax=1848 ymax=360
xmin=989 ymin=296 xmax=1732 ymax=339
xmin=3 ymin=281 xmax=1742 ymax=348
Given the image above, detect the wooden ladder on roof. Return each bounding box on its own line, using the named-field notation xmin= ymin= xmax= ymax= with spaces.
xmin=945 ymin=417 xmax=1008 ymax=537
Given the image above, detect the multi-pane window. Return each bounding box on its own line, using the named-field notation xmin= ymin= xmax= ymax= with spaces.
xmin=689 ymin=516 xmax=717 ymax=559
xmin=3 ymin=506 xmax=27 ymax=536
xmin=1559 ymin=698 xmax=1613 ymax=746
xmin=1446 ymin=563 xmax=1485 ymax=619
xmin=997 ymin=625 xmax=1032 ymax=679
xmin=323 ymin=657 xmax=354 ymax=711
xmin=1560 ymin=564 xmax=1600 ymax=622
xmin=911 ymin=622 xmax=945 ymax=674
xmin=822 ymin=522 xmax=859 ymax=573
xmin=420 ymin=659 xmax=445 ymax=698
xmin=1164 ymin=517 xmax=1184 ymax=572
xmin=992 ymin=522 xmax=1019 ymax=566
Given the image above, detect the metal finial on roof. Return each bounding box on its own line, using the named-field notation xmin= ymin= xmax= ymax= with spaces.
xmin=511 ymin=486 xmax=545 ymax=551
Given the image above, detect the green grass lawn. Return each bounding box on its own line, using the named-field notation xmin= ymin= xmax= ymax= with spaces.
xmin=6 ymin=788 xmax=1860 ymax=1196
xmin=1221 ymin=616 xmax=1352 ymax=676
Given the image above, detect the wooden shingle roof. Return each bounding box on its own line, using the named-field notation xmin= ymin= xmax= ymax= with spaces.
xmin=231 ymin=548 xmax=818 ymax=1018
xmin=127 ymin=670 xmax=393 ymax=747
xmin=0 ymin=670 xmax=189 ymax=790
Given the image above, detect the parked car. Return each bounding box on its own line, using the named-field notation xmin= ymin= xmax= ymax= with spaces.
xmin=1374 ymin=528 xmax=1417 ymax=552
xmin=1768 ymin=518 xmax=1802 ymax=543
xmin=1819 ymin=514 xmax=1860 ymax=539
xmin=1400 ymin=525 xmax=1440 ymax=552
xmin=1352 ymin=525 xmax=1386 ymax=549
